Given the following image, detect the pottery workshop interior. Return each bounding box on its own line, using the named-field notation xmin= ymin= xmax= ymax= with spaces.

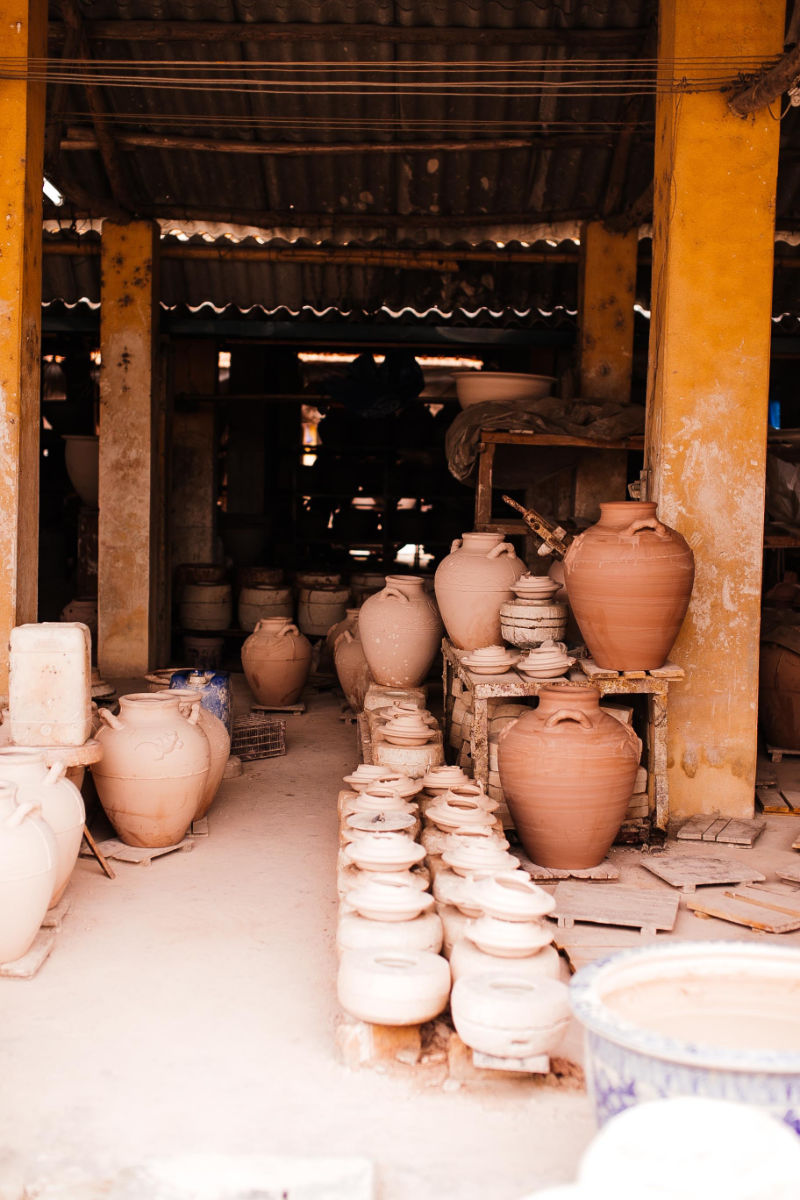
xmin=7 ymin=2 xmax=800 ymax=1198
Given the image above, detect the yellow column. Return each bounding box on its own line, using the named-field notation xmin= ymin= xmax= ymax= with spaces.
xmin=98 ymin=221 xmax=160 ymax=677
xmin=578 ymin=220 xmax=638 ymax=403
xmin=646 ymin=0 xmax=783 ymax=818
xmin=0 ymin=0 xmax=46 ymax=689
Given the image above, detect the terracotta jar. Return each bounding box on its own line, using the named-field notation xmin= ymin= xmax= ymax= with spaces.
xmin=93 ymin=693 xmax=210 ymax=848
xmin=358 ymin=575 xmax=442 ymax=687
xmin=241 ymin=618 xmax=312 ymax=706
xmin=0 ymin=747 xmax=85 ymax=906
xmin=238 ymin=585 xmax=293 ymax=632
xmin=759 ymin=625 xmax=800 ymax=750
xmin=162 ymin=689 xmax=230 ymax=819
xmin=498 ymin=685 xmax=641 ymax=869
xmin=334 ymin=624 xmax=372 ymax=712
xmin=434 ymin=532 xmax=525 ymax=650
xmin=563 ymin=501 xmax=694 ymax=670
xmin=0 ymin=781 xmax=58 ymax=964
xmin=324 ymin=607 xmax=359 ymax=668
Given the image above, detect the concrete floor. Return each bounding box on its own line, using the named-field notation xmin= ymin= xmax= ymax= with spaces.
xmin=0 ymin=681 xmax=595 ymax=1200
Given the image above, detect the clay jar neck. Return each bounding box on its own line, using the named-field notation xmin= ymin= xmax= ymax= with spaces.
xmin=535 ymin=685 xmax=600 ymax=722
xmin=0 ymin=748 xmax=48 ymax=782
xmin=596 ymin=501 xmax=658 ymax=532
xmin=459 ymin=532 xmax=505 ymax=555
xmin=256 ymin=617 xmax=294 ymax=634
xmin=118 ymin=694 xmax=184 ymax=726
xmin=384 ymin=574 xmax=425 ymax=598
xmin=0 ymin=780 xmax=20 ymax=821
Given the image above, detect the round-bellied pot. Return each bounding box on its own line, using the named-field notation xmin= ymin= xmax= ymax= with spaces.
xmin=0 ymin=747 xmax=85 ymax=906
xmin=241 ymin=618 xmax=312 ymax=706
xmin=358 ymin=575 xmax=442 ymax=687
xmin=0 ymin=782 xmax=58 ymax=963
xmin=563 ymin=501 xmax=694 ymax=670
xmin=92 ymin=693 xmax=210 ymax=848
xmin=337 ymin=948 xmax=451 ymax=1025
xmin=334 ymin=625 xmax=373 ymax=712
xmin=498 ymin=685 xmax=641 ymax=869
xmin=434 ymin=532 xmax=525 ymax=650
xmin=161 ymin=689 xmax=230 ymax=819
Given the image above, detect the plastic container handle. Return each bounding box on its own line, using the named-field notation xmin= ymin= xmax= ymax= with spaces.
xmin=545 ymin=709 xmax=593 ymax=730
xmin=277 ymin=623 xmax=301 ymax=638
xmin=487 ymin=542 xmax=516 ymax=559
xmin=6 ymin=801 xmax=37 ymax=828
xmin=382 ymin=587 xmax=409 ymax=603
xmin=450 ymin=537 xmax=463 ymax=553
xmin=622 ymin=517 xmax=667 ymax=539
xmin=99 ymin=708 xmax=125 ymax=731
xmin=45 ymin=762 xmax=67 ymax=786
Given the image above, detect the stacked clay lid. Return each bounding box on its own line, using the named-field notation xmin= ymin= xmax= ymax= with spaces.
xmin=511 ymin=574 xmax=562 ymax=603
xmin=426 ymin=794 xmax=497 ymax=832
xmin=347 ymin=874 xmax=435 ymax=922
xmin=467 ymin=913 xmax=554 ymax=958
xmin=460 ymin=645 xmax=520 ymax=675
xmin=344 ymin=810 xmax=417 ymax=839
xmin=469 ymin=872 xmax=556 ymax=922
xmin=343 ymin=765 xmax=421 ymax=798
xmin=345 ymin=832 xmax=427 ymax=872
xmin=516 ymin=639 xmax=575 ymax=678
xmin=442 ymin=828 xmax=520 ymax=877
xmin=373 ymin=701 xmax=437 ymax=725
xmin=440 ymin=782 xmax=499 ymax=813
xmin=346 ymin=786 xmax=419 ymax=816
xmin=421 ymin=765 xmax=472 ymax=795
xmin=381 ymin=712 xmax=436 ymax=746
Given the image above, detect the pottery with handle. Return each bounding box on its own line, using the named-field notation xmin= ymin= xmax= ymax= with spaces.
xmin=241 ymin=618 xmax=312 ymax=706
xmin=435 ymin=532 xmax=525 ymax=650
xmin=358 ymin=575 xmax=442 ymax=687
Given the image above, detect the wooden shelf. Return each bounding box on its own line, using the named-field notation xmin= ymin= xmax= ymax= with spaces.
xmin=479 ymin=430 xmax=644 ymax=451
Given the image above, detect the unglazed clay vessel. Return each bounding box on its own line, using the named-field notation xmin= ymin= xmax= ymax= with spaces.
xmin=442 ymin=834 xmax=519 ymax=878
xmin=449 ymin=938 xmax=561 ymax=985
xmin=358 ymin=575 xmax=442 ymax=687
xmin=92 ymin=693 xmax=210 ymax=848
xmin=512 ymin=574 xmax=561 ymax=602
xmin=426 ymin=796 xmax=497 ymax=832
xmin=238 ymin=585 xmax=293 ymax=632
xmin=450 ymin=973 xmax=571 ymax=1059
xmin=470 ymin=873 xmax=556 ymax=922
xmin=342 ymin=767 xmax=420 ymax=799
xmin=467 ymin=913 xmax=553 ymax=958
xmin=460 ymin=645 xmax=520 ymax=675
xmin=344 ymin=832 xmax=426 ymax=873
xmin=347 ymin=874 xmax=435 ymax=922
xmin=343 ymin=786 xmax=419 ymax=818
xmin=334 ymin=624 xmax=372 ymax=712
xmin=563 ymin=501 xmax=694 ymax=670
xmin=337 ymin=911 xmax=443 ymax=956
xmin=421 ymin=765 xmax=471 ymax=794
xmin=162 ymin=689 xmax=230 ymax=819
xmin=498 ymin=684 xmax=641 ymax=869
xmin=380 ymin=713 xmax=435 ymax=746
xmin=241 ymin=618 xmax=312 ymax=706
xmin=0 ymin=747 xmax=85 ymax=906
xmin=0 ymin=781 xmax=58 ymax=963
xmin=297 ymin=585 xmax=350 ymax=638
xmin=180 ymin=582 xmax=233 ymax=631
xmin=516 ymin=640 xmax=575 ymax=679
xmin=337 ymin=948 xmax=451 ymax=1025
xmin=344 ymin=811 xmax=418 ymax=841
xmin=435 ymin=532 xmax=525 ymax=650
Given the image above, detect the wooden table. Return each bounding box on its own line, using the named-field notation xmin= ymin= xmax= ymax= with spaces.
xmin=441 ymin=638 xmax=683 ymax=831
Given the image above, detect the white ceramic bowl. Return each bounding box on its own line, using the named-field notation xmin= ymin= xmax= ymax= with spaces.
xmin=453 ymin=371 xmax=556 ymax=409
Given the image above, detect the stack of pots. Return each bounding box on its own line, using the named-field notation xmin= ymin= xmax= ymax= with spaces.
xmin=241 ymin=618 xmax=312 ymax=706
xmin=238 ymin=583 xmax=293 ymax=631
xmin=297 ymin=583 xmax=351 ymax=638
xmin=435 ymin=532 xmax=525 ymax=650
xmin=358 ymin=575 xmax=442 ymax=688
xmin=179 ymin=564 xmax=231 ymax=668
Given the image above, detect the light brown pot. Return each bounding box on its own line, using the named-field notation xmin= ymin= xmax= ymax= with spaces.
xmin=297 ymin=585 xmax=350 ymax=638
xmin=241 ymin=618 xmax=312 ymax=706
xmin=0 ymin=782 xmax=57 ymax=964
xmin=163 ymin=690 xmax=230 ymax=819
xmin=498 ymin=685 xmax=641 ymax=869
xmin=334 ymin=624 xmax=373 ymax=712
xmin=358 ymin=575 xmax=442 ymax=687
xmin=323 ymin=607 xmax=359 ymax=670
xmin=563 ymin=501 xmax=694 ymax=670
xmin=92 ymin=693 xmax=210 ymax=848
xmin=759 ymin=625 xmax=800 ymax=750
xmin=434 ymin=532 xmax=525 ymax=650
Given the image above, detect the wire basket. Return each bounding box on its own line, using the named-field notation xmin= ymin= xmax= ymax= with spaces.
xmin=231 ymin=715 xmax=287 ymax=761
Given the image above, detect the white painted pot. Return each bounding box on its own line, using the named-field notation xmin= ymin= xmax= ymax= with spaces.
xmin=337 ymin=911 xmax=443 ymax=957
xmin=337 ymin=949 xmax=451 ymax=1025
xmin=449 ymin=938 xmax=561 ymax=985
xmin=451 ymin=972 xmax=570 ymax=1058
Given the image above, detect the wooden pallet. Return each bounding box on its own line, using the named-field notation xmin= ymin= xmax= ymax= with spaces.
xmin=79 ymin=836 xmax=194 ymax=866
xmin=756 ymin=785 xmax=800 ymax=814
xmin=687 ymin=889 xmax=800 ymax=933
xmin=677 ymin=814 xmax=766 ymax=846
xmin=766 ymin=743 xmax=800 ymax=764
xmin=579 ymin=658 xmax=684 ymax=682
xmin=550 ymin=881 xmax=680 ymax=935
xmin=0 ymin=897 xmax=71 ymax=980
xmin=514 ymin=850 xmax=619 ymax=882
xmin=640 ymin=853 xmax=766 ymax=893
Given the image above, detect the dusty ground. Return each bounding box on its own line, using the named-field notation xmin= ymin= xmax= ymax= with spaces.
xmin=0 ymin=681 xmax=595 ymax=1200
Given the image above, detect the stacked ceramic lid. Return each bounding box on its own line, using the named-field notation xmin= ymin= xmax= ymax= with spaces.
xmin=459 ymin=645 xmax=520 ymax=675
xmin=365 ymin=688 xmax=445 ymax=778
xmin=516 ymin=639 xmax=575 ymax=679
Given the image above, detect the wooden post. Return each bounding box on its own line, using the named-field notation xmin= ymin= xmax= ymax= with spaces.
xmin=98 ymin=221 xmax=160 ymax=677
xmin=0 ymin=0 xmax=46 ymax=689
xmin=646 ymin=0 xmax=783 ymax=819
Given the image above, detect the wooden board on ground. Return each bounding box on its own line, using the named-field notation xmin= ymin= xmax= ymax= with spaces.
xmin=515 ymin=850 xmax=619 ymax=882
xmin=551 ymin=924 xmax=660 ymax=971
xmin=686 ymin=891 xmax=800 ymax=933
xmin=0 ymin=927 xmax=57 ymax=979
xmin=783 ymin=790 xmax=800 ymax=812
xmin=640 ymin=853 xmax=766 ymax=893
xmin=756 ymin=786 xmax=793 ymax=814
xmin=41 ymin=896 xmax=71 ymax=930
xmin=778 ymin=863 xmax=800 ymax=884
xmin=251 ymin=702 xmax=306 ymax=715
xmin=550 ymin=881 xmax=679 ymax=935
xmin=755 ymin=762 xmax=778 ymax=789
xmin=79 ymin=837 xmax=194 ymax=866
xmin=727 ymin=885 xmax=800 ymax=919
xmin=189 ymin=816 xmax=209 ymax=837
xmin=648 ymin=661 xmax=685 ymax=680
xmin=677 ymin=815 xmax=766 ymax=846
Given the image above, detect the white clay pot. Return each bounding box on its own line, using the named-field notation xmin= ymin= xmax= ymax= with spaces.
xmin=161 ymin=689 xmax=230 ymax=819
xmin=337 ymin=948 xmax=451 ymax=1025
xmin=180 ymin=582 xmax=233 ymax=631
xmin=344 ymin=832 xmax=426 ymax=873
xmin=238 ymin=585 xmax=293 ymax=632
xmin=470 ymin=873 xmax=556 ymax=922
xmin=450 ymin=972 xmax=571 ymax=1058
xmin=347 ymin=874 xmax=435 ymax=922
xmin=0 ymin=747 xmax=85 ymax=906
xmin=467 ymin=913 xmax=554 ymax=958
xmin=449 ymin=938 xmax=562 ymax=985
xmin=337 ymin=911 xmax=443 ymax=957
xmin=0 ymin=782 xmax=58 ymax=964
xmin=374 ymin=737 xmax=444 ymax=779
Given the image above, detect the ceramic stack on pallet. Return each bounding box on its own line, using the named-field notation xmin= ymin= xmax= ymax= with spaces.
xmin=360 ymin=684 xmax=444 ymax=778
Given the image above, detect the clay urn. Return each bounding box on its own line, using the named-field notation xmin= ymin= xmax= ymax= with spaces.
xmin=434 ymin=532 xmax=525 ymax=650
xmin=162 ymin=689 xmax=230 ymax=819
xmin=563 ymin=501 xmax=694 ymax=670
xmin=0 ymin=781 xmax=58 ymax=963
xmin=92 ymin=693 xmax=210 ymax=848
xmin=334 ymin=621 xmax=373 ymax=712
xmin=241 ymin=618 xmax=312 ymax=706
xmin=498 ymin=684 xmax=641 ymax=869
xmin=358 ymin=575 xmax=442 ymax=687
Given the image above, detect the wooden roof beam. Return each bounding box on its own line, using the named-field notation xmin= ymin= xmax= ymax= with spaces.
xmin=728 ymin=42 xmax=800 ymax=115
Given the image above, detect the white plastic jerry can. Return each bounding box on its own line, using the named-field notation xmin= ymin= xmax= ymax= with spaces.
xmin=9 ymin=622 xmax=92 ymax=747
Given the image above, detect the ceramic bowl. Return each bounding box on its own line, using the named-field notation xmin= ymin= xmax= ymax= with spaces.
xmin=470 ymin=873 xmax=557 ymax=922
xmin=348 ymin=875 xmax=436 ymax=922
xmin=461 ymin=651 xmax=520 ymax=676
xmin=442 ymin=833 xmax=519 ymax=878
xmin=467 ymin=914 xmax=554 ymax=958
xmin=453 ymin=371 xmax=556 ymax=409
xmin=381 ymin=725 xmax=435 ymax=747
xmin=345 ymin=833 xmax=427 ymax=873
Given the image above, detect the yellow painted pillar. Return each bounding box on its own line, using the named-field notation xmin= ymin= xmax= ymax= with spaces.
xmin=98 ymin=221 xmax=160 ymax=677
xmin=646 ymin=0 xmax=783 ymax=818
xmin=0 ymin=0 xmax=46 ymax=689
xmin=578 ymin=220 xmax=638 ymax=403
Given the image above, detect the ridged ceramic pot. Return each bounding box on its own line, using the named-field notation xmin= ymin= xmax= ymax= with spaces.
xmin=241 ymin=618 xmax=312 ymax=706
xmin=358 ymin=575 xmax=443 ymax=687
xmin=498 ymin=685 xmax=641 ymax=869
xmin=0 ymin=782 xmax=58 ymax=963
xmin=0 ymin=747 xmax=85 ymax=906
xmin=563 ymin=502 xmax=694 ymax=670
xmin=434 ymin=532 xmax=525 ymax=650
xmin=161 ymin=690 xmax=230 ymax=819
xmin=93 ymin=693 xmax=210 ymax=848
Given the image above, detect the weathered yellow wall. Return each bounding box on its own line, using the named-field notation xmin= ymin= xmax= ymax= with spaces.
xmin=646 ymin=0 xmax=783 ymax=818
xmin=579 ymin=220 xmax=638 ymax=403
xmin=0 ymin=0 xmax=46 ymax=690
xmin=98 ymin=221 xmax=159 ymax=677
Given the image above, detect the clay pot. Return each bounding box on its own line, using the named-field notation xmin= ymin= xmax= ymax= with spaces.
xmin=498 ymin=685 xmax=641 ymax=869
xmin=162 ymin=690 xmax=230 ymax=819
xmin=92 ymin=693 xmax=210 ymax=847
xmin=358 ymin=575 xmax=442 ymax=687
xmin=334 ymin=625 xmax=372 ymax=712
xmin=563 ymin=501 xmax=694 ymax=670
xmin=450 ymin=973 xmax=571 ymax=1058
xmin=347 ymin=875 xmax=435 ymax=922
xmin=324 ymin=607 xmax=359 ymax=669
xmin=238 ymin=585 xmax=293 ymax=632
xmin=449 ymin=939 xmax=561 ymax=985
xmin=0 ymin=782 xmax=58 ymax=963
xmin=337 ymin=912 xmax=443 ymax=957
xmin=297 ymin=585 xmax=351 ymax=638
xmin=759 ymin=626 xmax=800 ymax=750
xmin=0 ymin=747 xmax=85 ymax=906
xmin=434 ymin=532 xmax=525 ymax=650
xmin=241 ymin=618 xmax=312 ymax=706
xmin=180 ymin=582 xmax=233 ymax=632
xmin=63 ymin=434 xmax=98 ymax=507
xmin=337 ymin=948 xmax=451 ymax=1025
xmin=237 ymin=566 xmax=284 ymax=589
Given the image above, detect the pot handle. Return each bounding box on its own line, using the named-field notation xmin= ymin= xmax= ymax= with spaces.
xmin=450 ymin=537 xmax=463 ymax=553
xmin=381 ymin=587 xmax=409 ymax=603
xmin=277 ymin=623 xmax=301 ymax=638
xmin=187 ymin=700 xmax=201 ymax=726
xmin=544 ymin=709 xmax=593 ymax=731
xmin=487 ymin=542 xmax=516 ymax=560
xmin=336 ymin=630 xmax=354 ymax=648
xmin=622 ymin=517 xmax=668 ymax=539
xmin=99 ymin=708 xmax=125 ymax=731
xmin=6 ymin=801 xmax=36 ymax=828
xmin=44 ymin=762 xmax=67 ymax=786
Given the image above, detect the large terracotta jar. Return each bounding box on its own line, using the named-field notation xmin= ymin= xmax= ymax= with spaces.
xmin=563 ymin=501 xmax=694 ymax=670
xmin=241 ymin=618 xmax=312 ymax=705
xmin=759 ymin=625 xmax=800 ymax=750
xmin=334 ymin=622 xmax=373 ymax=712
xmin=0 ymin=747 xmax=85 ymax=906
xmin=161 ymin=690 xmax=230 ymax=819
xmin=92 ymin=693 xmax=210 ymax=848
xmin=0 ymin=782 xmax=57 ymax=964
xmin=498 ymin=685 xmax=641 ymax=869
xmin=358 ymin=575 xmax=442 ymax=687
xmin=434 ymin=532 xmax=525 ymax=650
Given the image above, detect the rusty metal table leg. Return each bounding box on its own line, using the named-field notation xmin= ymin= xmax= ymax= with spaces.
xmin=471 ymin=696 xmax=490 ymax=789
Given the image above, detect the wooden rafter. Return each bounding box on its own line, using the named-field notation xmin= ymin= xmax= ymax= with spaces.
xmin=728 ymin=42 xmax=800 ymax=116
xmin=601 ymin=27 xmax=657 ymax=218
